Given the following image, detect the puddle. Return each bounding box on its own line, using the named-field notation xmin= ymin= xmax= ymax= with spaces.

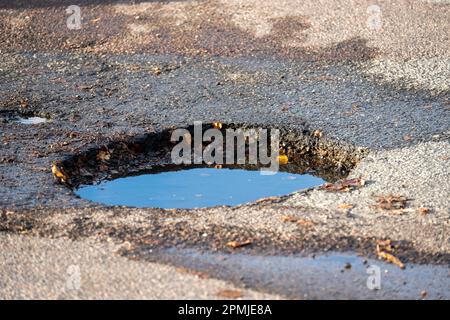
xmin=13 ymin=116 xmax=49 ymax=124
xmin=75 ymin=167 xmax=324 ymax=208
xmin=145 ymin=248 xmax=450 ymax=299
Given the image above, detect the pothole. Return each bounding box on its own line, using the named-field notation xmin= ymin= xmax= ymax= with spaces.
xmin=74 ymin=166 xmax=325 ymax=209
xmin=56 ymin=123 xmax=366 ymax=209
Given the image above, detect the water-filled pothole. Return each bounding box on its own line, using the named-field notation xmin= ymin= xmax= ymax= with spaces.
xmin=57 ymin=123 xmax=366 ymax=209
xmin=75 ymin=167 xmax=325 ymax=208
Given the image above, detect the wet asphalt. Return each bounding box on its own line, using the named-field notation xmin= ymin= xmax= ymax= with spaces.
xmin=0 ymin=0 xmax=449 ymax=299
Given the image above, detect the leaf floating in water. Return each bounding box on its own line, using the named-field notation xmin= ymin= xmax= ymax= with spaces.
xmin=277 ymin=155 xmax=289 ymax=165
xmin=226 ymin=240 xmax=252 ymax=248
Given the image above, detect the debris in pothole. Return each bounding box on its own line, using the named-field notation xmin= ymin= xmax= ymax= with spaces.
xmin=226 ymin=240 xmax=252 ymax=248
xmin=96 ymin=150 xmax=111 ymax=161
xmin=212 ymin=121 xmax=223 ymax=129
xmin=320 ymin=177 xmax=365 ymax=192
xmin=51 ymin=161 xmax=68 ymax=183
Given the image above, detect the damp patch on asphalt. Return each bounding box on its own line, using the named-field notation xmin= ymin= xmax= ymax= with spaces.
xmin=141 ymin=248 xmax=450 ymax=300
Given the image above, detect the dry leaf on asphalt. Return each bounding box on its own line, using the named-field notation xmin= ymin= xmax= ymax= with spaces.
xmin=226 ymin=240 xmax=252 ymax=248
xmin=320 ymin=177 xmax=365 ymax=192
xmin=217 ymin=289 xmax=243 ymax=299
xmin=297 ymin=218 xmax=316 ymax=228
xmin=338 ymin=203 xmax=354 ymax=210
xmin=281 ymin=215 xmax=298 ymax=222
xmin=418 ymin=207 xmax=431 ymax=215
xmin=373 ymin=195 xmax=409 ymax=210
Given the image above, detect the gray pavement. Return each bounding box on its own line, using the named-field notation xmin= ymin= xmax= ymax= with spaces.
xmin=0 ymin=0 xmax=449 ymax=299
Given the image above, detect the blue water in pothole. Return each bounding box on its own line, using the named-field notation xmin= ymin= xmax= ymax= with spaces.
xmin=75 ymin=168 xmax=324 ymax=209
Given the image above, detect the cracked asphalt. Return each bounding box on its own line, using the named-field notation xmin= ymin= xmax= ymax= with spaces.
xmin=0 ymin=0 xmax=449 ymax=299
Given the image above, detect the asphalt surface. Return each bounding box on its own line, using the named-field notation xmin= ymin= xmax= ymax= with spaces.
xmin=0 ymin=0 xmax=449 ymax=299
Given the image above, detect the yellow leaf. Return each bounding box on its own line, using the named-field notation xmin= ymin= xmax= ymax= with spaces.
xmin=277 ymin=155 xmax=288 ymax=165
xmin=51 ymin=162 xmax=68 ymax=182
xmin=377 ymin=251 xmax=405 ymax=269
xmin=213 ymin=122 xmax=223 ymax=129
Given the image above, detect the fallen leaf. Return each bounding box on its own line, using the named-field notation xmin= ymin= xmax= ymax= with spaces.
xmin=403 ymin=134 xmax=413 ymax=141
xmin=96 ymin=150 xmax=111 ymax=161
xmin=418 ymin=207 xmax=430 ymax=215
xmin=226 ymin=240 xmax=252 ymax=248
xmin=277 ymin=155 xmax=288 ymax=165
xmin=212 ymin=122 xmax=223 ymax=129
xmin=374 ymin=195 xmax=409 ymax=210
xmin=375 ymin=239 xmax=405 ymax=269
xmin=281 ymin=215 xmax=298 ymax=222
xmin=68 ymin=132 xmax=78 ymax=139
xmin=255 ymin=196 xmax=279 ymax=204
xmin=217 ymin=289 xmax=243 ymax=299
xmin=297 ymin=218 xmax=316 ymax=228
xmin=320 ymin=178 xmax=364 ymax=192
xmin=376 ymin=239 xmax=393 ymax=252
xmin=420 ymin=290 xmax=428 ymax=299
xmin=151 ymin=66 xmax=162 ymax=75
xmin=51 ymin=161 xmax=68 ymax=183
xmin=338 ymin=203 xmax=354 ymax=210
xmin=313 ymin=130 xmax=323 ymax=138
xmin=377 ymin=251 xmax=405 ymax=269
